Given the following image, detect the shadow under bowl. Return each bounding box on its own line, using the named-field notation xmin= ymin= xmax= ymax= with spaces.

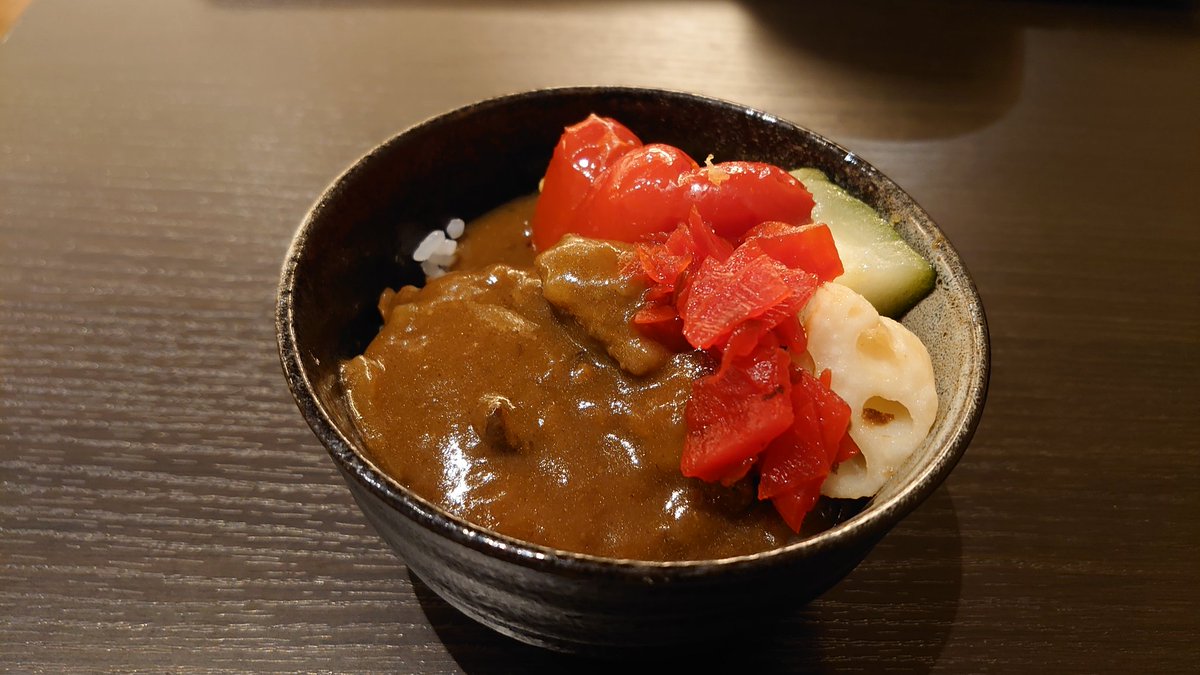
xmin=276 ymin=87 xmax=989 ymax=654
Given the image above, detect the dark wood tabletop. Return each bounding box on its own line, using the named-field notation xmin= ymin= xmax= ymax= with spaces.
xmin=3 ymin=1 xmax=1198 ymax=671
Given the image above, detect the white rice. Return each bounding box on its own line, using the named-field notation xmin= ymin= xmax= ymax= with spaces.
xmin=414 ymin=217 xmax=466 ymax=279
xmin=412 ymin=230 xmax=446 ymax=262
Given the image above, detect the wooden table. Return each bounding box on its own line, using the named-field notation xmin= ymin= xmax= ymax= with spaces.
xmin=3 ymin=1 xmax=1197 ymax=671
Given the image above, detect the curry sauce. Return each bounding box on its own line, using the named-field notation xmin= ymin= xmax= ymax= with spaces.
xmin=342 ymin=196 xmax=797 ymax=560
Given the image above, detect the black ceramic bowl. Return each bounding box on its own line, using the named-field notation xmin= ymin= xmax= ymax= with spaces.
xmin=276 ymin=87 xmax=989 ymax=653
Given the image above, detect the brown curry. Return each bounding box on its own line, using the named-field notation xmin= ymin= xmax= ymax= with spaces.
xmin=342 ymin=196 xmax=801 ymax=560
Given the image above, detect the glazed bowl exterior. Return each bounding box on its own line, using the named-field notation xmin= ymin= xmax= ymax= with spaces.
xmin=276 ymin=87 xmax=989 ymax=653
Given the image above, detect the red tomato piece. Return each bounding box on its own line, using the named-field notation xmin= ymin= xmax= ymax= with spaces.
xmin=683 ymin=208 xmax=734 ymax=263
xmin=770 ymin=479 xmax=825 ymax=532
xmin=570 ymin=144 xmax=699 ymax=243
xmin=757 ymin=377 xmax=826 ymax=500
xmin=632 ymin=302 xmax=690 ymax=351
xmin=681 ymin=252 xmax=790 ymax=350
xmin=678 ymin=162 xmax=815 ymax=239
xmin=719 ymin=320 xmax=771 ymax=370
xmin=532 ymin=115 xmax=642 ymax=251
xmin=681 ymin=336 xmax=794 ymax=482
xmin=835 ymin=432 xmax=862 ymax=465
xmin=680 ymin=244 xmax=820 ymax=350
xmin=635 ymin=224 xmax=694 ymax=289
xmin=742 ymin=221 xmax=844 ymax=282
xmin=717 ymin=456 xmax=758 ymax=486
xmin=811 ymin=369 xmax=853 ymax=459
xmin=758 ymin=367 xmax=854 ymax=501
xmin=633 ymin=303 xmax=678 ymax=325
xmin=642 ymin=284 xmax=674 ymax=303
xmin=772 ymin=316 xmax=808 ymax=354
xmin=753 ymin=261 xmax=821 ymax=335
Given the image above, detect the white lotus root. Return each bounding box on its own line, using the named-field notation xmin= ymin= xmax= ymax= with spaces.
xmin=800 ymin=283 xmax=938 ymax=498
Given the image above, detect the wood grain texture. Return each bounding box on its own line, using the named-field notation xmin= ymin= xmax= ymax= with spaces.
xmin=2 ymin=0 xmax=1198 ymax=671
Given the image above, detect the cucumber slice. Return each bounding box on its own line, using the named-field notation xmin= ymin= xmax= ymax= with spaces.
xmin=790 ymin=168 xmax=935 ymax=317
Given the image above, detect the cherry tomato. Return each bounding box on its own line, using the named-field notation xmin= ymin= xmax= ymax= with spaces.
xmin=531 ymin=115 xmax=641 ymax=251
xmin=678 ymin=162 xmax=815 ymax=239
xmin=570 ymin=144 xmax=698 ymax=243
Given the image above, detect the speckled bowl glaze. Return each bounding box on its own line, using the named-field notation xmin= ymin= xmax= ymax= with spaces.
xmin=277 ymin=87 xmax=989 ymax=653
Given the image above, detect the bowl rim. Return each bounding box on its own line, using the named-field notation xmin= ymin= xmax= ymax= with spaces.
xmin=276 ymin=85 xmax=990 ymax=580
